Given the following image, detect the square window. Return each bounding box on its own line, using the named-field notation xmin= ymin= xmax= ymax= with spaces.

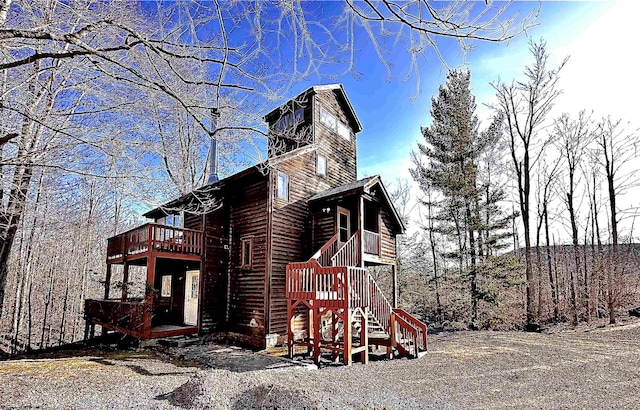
xmin=337 ymin=122 xmax=350 ymax=140
xmin=277 ymin=172 xmax=289 ymax=200
xmin=316 ymin=154 xmax=327 ymax=176
xmin=320 ymin=107 xmax=336 ymax=130
xmin=241 ymin=238 xmax=252 ymax=267
xmin=161 ymin=275 xmax=172 ymax=297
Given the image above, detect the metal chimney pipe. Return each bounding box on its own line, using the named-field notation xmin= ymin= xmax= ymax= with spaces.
xmin=207 ymin=108 xmax=220 ymax=185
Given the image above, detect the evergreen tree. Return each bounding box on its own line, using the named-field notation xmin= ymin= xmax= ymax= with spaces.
xmin=412 ymin=70 xmax=508 ymax=328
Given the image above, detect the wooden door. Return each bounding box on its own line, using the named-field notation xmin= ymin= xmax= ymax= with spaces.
xmin=184 ymin=270 xmax=199 ymax=326
xmin=337 ymin=206 xmax=351 ymax=247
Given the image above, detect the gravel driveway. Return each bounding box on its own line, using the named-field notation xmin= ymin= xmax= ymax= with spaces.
xmin=1 ymin=321 xmax=639 ymax=409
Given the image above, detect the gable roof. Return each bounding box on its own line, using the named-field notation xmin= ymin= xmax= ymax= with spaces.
xmin=309 ymin=175 xmax=405 ymax=233
xmin=142 ymin=165 xmax=261 ymax=219
xmin=264 ymin=84 xmax=362 ymax=133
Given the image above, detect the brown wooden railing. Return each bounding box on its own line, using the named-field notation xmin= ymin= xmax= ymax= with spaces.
xmin=391 ymin=311 xmax=420 ymax=357
xmin=106 ymin=223 xmax=203 ymax=260
xmin=331 ymin=231 xmax=360 ymax=267
xmin=348 ymin=267 xmax=369 ymax=308
xmin=368 ymin=276 xmax=393 ymax=334
xmin=394 ymin=308 xmax=427 ymax=351
xmin=84 ymin=299 xmax=149 ymax=336
xmin=362 ymin=229 xmax=381 ymax=256
xmin=309 ymin=234 xmax=338 ymax=267
xmin=286 ymin=259 xmax=370 ymax=309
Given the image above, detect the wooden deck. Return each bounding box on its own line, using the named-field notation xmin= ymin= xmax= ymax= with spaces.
xmin=84 ymin=299 xmax=198 ymax=339
xmin=106 ymin=223 xmax=203 ymax=264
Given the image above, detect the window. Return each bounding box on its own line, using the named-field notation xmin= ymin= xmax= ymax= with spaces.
xmin=190 ymin=274 xmax=199 ymax=299
xmin=277 ymin=172 xmax=289 ymax=200
xmin=161 ymin=275 xmax=172 ymax=297
xmin=164 ymin=213 xmax=182 ymax=227
xmin=337 ymin=122 xmax=350 ymax=140
xmin=320 ymin=107 xmax=337 ymax=129
xmin=316 ymin=154 xmax=327 ymax=176
xmin=320 ymin=106 xmax=350 ymax=141
xmin=241 ymin=238 xmax=252 ymax=268
xmin=274 ymin=108 xmax=304 ymax=132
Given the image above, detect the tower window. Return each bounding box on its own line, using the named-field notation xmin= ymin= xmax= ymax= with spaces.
xmin=277 ymin=172 xmax=289 ymax=200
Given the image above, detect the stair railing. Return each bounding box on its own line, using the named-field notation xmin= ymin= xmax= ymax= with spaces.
xmin=393 ymin=308 xmax=427 ymax=351
xmin=367 ymin=276 xmax=392 ymax=335
xmin=309 ymin=234 xmax=338 ymax=267
xmin=331 ymin=230 xmax=360 ymax=267
xmin=391 ymin=311 xmax=419 ymax=357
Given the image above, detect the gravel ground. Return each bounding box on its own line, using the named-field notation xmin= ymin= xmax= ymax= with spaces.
xmin=1 ymin=320 xmax=639 ymax=409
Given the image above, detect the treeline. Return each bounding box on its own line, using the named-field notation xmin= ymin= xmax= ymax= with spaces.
xmin=398 ymin=41 xmax=640 ymax=330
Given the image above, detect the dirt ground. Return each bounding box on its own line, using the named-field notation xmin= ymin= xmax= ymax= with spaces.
xmin=1 ymin=319 xmax=639 ymax=409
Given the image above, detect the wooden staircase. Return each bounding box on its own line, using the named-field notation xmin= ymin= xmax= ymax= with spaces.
xmin=286 ymin=232 xmax=427 ymax=365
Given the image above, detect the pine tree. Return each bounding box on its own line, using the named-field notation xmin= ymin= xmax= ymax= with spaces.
xmin=412 ymin=70 xmax=508 ymax=328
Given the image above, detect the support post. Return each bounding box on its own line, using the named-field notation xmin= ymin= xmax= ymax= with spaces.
xmin=143 ymin=255 xmax=156 ymax=338
xmin=392 ymin=263 xmax=398 ymax=309
xmin=287 ymin=299 xmax=293 ymax=358
xmin=313 ymin=306 xmax=321 ymax=365
xmin=360 ymin=308 xmax=369 ymax=364
xmin=121 ymin=261 xmax=129 ymax=302
xmin=359 ymin=196 xmax=364 ymax=267
xmin=331 ymin=310 xmax=339 ymax=362
xmin=343 ymin=307 xmax=352 ymax=365
xmin=104 ymin=264 xmax=112 ymax=300
xmin=389 ymin=311 xmax=397 ymax=359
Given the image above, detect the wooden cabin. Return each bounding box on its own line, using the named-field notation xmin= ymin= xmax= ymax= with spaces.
xmin=85 ymin=84 xmax=427 ymax=364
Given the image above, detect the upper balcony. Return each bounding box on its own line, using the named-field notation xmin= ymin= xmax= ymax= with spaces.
xmin=106 ymin=223 xmax=203 ymax=263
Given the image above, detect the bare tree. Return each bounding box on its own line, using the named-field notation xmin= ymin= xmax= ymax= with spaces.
xmin=553 ymin=111 xmax=593 ymax=324
xmin=593 ymin=117 xmax=639 ymax=323
xmin=0 ymin=0 xmax=538 ymax=348
xmin=491 ymin=40 xmax=566 ymax=326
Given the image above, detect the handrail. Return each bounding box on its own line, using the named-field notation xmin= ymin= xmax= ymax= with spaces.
xmin=392 ymin=312 xmax=419 ymax=356
xmin=107 ymin=222 xmax=201 ymax=241
xmin=368 ymin=275 xmax=393 ymax=335
xmin=331 ymin=230 xmax=360 ymax=267
xmin=394 ymin=308 xmax=427 ymax=350
xmin=107 ymin=223 xmax=203 ymax=259
xmin=309 ymin=234 xmax=338 ymax=267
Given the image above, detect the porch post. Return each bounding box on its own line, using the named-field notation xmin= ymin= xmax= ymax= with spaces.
xmin=143 ymin=255 xmax=156 ymax=338
xmin=359 ymin=196 xmax=364 ymax=267
xmin=121 ymin=261 xmax=129 ymax=302
xmin=391 ymin=263 xmax=398 ymax=309
xmin=104 ymin=264 xmax=112 ymax=300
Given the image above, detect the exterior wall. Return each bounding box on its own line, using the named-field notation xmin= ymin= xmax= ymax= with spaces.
xmin=313 ymin=89 xmax=358 ymax=184
xmin=379 ymin=209 xmax=398 ymax=265
xmin=200 ymin=208 xmax=229 ymax=333
xmin=226 ymin=173 xmax=269 ymax=339
xmin=184 ymin=212 xmax=202 ymax=231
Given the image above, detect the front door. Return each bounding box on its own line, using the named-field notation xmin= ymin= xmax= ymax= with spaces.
xmin=184 ymin=270 xmax=199 ymax=326
xmin=337 ymin=206 xmax=351 ymax=247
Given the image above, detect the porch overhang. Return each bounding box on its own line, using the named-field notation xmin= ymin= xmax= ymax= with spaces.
xmin=309 ymin=175 xmax=405 ymax=234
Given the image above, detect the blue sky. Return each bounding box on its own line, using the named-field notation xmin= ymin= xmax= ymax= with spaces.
xmin=313 ymin=1 xmax=631 ymax=188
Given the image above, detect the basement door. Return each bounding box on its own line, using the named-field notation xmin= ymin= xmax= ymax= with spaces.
xmin=184 ymin=270 xmax=199 ymax=326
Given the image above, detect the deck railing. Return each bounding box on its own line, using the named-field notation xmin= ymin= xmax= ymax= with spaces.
xmin=286 ymin=259 xmax=370 ymax=309
xmin=106 ymin=223 xmax=203 ymax=260
xmin=362 ymin=229 xmax=381 ymax=256
xmin=84 ymin=299 xmax=149 ymax=336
